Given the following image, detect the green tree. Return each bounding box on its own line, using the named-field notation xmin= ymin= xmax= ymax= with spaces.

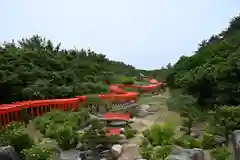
xmin=140 ymin=123 xmax=174 ymax=160
xmin=0 ymin=35 xmax=148 ymax=104
xmin=208 ymin=106 xmax=240 ymax=146
xmin=167 ymin=91 xmax=198 ymax=135
xmin=166 ymin=14 xmax=240 ymax=108
xmin=33 ymin=109 xmax=90 ymax=150
xmin=21 ymin=138 xmax=58 ymax=160
xmin=180 ymin=106 xmax=199 ymax=135
xmin=211 ymin=146 xmax=231 ymax=160
xmin=152 ymin=145 xmax=172 ymax=160
xmin=1 ymin=122 xmax=34 ymax=154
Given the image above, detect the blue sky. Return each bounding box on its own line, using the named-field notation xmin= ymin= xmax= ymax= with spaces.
xmin=1 ymin=0 xmax=240 ymax=69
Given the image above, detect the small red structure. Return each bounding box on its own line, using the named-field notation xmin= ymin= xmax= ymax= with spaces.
xmin=103 ymin=112 xmax=130 ymax=121
xmin=105 ymin=128 xmax=121 ymax=136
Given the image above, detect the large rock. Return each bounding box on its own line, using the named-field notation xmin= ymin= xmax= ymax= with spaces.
xmin=111 ymin=144 xmax=123 ymax=158
xmin=99 ymin=149 xmax=113 ymax=160
xmin=60 ymin=149 xmax=80 ymax=160
xmin=76 ymin=142 xmax=84 ymax=150
xmin=183 ymin=148 xmax=204 ymax=160
xmin=166 ymin=155 xmax=191 ymax=160
xmin=146 ymin=104 xmax=160 ymax=112
xmin=167 ymin=148 xmax=204 ymax=160
xmin=137 ymin=109 xmax=149 ymax=117
xmin=140 ymin=104 xmax=150 ymax=110
xmin=0 ymin=145 xmax=19 ymax=160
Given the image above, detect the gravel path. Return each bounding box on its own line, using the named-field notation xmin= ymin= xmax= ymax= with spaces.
xmin=117 ymin=96 xmax=180 ymax=160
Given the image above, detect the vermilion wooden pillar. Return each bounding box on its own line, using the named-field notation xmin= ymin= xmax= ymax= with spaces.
xmin=63 ymin=103 xmax=66 ymax=110
xmin=31 ymin=105 xmax=34 ymax=116
xmin=59 ymin=104 xmax=62 ymax=110
xmin=49 ymin=104 xmax=52 ymax=112
xmin=67 ymin=103 xmax=69 ymax=110
xmin=6 ymin=112 xmax=9 ymax=126
xmin=0 ymin=113 xmax=2 ymax=129
xmin=42 ymin=105 xmax=46 ymax=114
xmin=15 ymin=111 xmax=18 ymax=121
xmin=9 ymin=112 xmax=12 ymax=123
xmin=40 ymin=106 xmax=43 ymax=115
xmin=3 ymin=113 xmax=7 ymax=128
xmin=39 ymin=106 xmax=42 ymax=115
xmin=77 ymin=102 xmax=79 ymax=110
xmin=36 ymin=105 xmax=39 ymax=116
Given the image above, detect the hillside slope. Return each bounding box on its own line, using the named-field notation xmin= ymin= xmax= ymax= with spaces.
xmin=167 ymin=14 xmax=240 ymax=107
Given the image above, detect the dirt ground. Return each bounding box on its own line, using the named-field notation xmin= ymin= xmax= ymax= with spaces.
xmin=118 ymin=95 xmax=183 ymax=160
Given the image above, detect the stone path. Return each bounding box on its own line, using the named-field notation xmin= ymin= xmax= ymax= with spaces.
xmin=118 ymin=94 xmax=183 ymax=160
xmin=118 ymin=110 xmax=167 ymax=160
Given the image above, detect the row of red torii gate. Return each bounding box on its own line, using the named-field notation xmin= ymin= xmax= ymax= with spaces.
xmin=0 ymin=78 xmax=163 ymax=135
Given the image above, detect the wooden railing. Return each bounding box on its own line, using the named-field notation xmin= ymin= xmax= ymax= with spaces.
xmin=0 ymin=80 xmax=162 ymax=128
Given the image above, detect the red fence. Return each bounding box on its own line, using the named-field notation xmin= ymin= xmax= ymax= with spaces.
xmin=0 ymin=80 xmax=162 ymax=128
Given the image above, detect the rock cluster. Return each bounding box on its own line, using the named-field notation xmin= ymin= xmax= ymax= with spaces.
xmin=166 ymin=148 xmax=204 ymax=160
xmin=0 ymin=146 xmax=19 ymax=160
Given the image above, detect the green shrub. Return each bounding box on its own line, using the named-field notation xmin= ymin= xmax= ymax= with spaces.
xmin=201 ymin=132 xmax=215 ymax=149
xmin=86 ymin=82 xmax=108 ymax=94
xmin=34 ymin=116 xmax=52 ymax=134
xmin=174 ymin=135 xmax=201 ymax=149
xmin=140 ymin=140 xmax=153 ymax=160
xmin=140 ymin=136 xmax=172 ymax=160
xmin=174 ymin=136 xmax=189 ymax=148
xmin=166 ymin=90 xmax=197 ymax=112
xmin=152 ymin=145 xmax=172 ymax=160
xmin=189 ymin=138 xmax=201 ymax=148
xmin=54 ymin=125 xmax=78 ymax=150
xmin=21 ymin=139 xmax=56 ymax=160
xmin=85 ymin=95 xmax=105 ymax=106
xmin=79 ymin=120 xmax=122 ymax=150
xmin=143 ymin=123 xmax=174 ymax=146
xmin=34 ymin=110 xmax=89 ymax=131
xmin=124 ymin=127 xmax=137 ymax=139
xmin=211 ymin=146 xmax=230 ymax=160
xmin=120 ymin=77 xmax=134 ymax=85
xmin=33 ymin=110 xmax=89 ymax=150
xmin=2 ymin=122 xmax=34 ymax=154
xmin=0 ymin=134 xmax=9 ymax=147
xmin=44 ymin=122 xmax=78 ymax=150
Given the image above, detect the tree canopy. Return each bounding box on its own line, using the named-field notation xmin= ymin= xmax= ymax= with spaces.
xmin=0 ymin=36 xmax=144 ymax=104
xmin=167 ymin=14 xmax=240 ymax=108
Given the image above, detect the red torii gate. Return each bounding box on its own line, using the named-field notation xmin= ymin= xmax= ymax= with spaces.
xmin=103 ymin=112 xmax=130 ymax=121
xmin=105 ymin=128 xmax=121 ymax=136
xmin=0 ymin=79 xmax=162 ymax=128
xmin=0 ymin=98 xmax=80 ymax=128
